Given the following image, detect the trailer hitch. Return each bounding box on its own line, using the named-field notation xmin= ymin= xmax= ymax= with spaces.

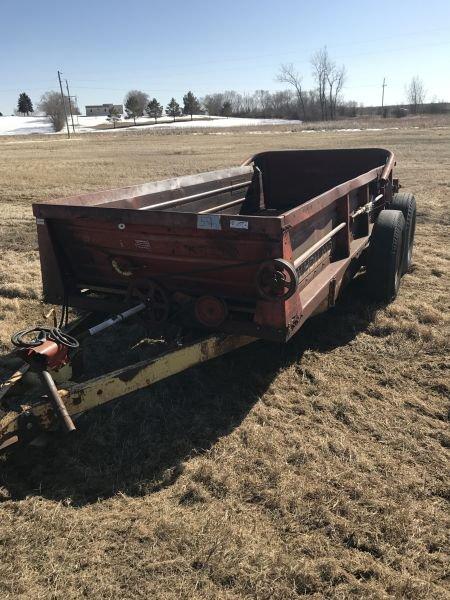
xmin=1 ymin=332 xmax=256 ymax=453
xmin=11 ymin=327 xmax=79 ymax=433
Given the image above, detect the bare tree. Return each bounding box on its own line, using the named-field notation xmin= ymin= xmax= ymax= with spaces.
xmin=221 ymin=101 xmax=232 ymax=117
xmin=327 ymin=64 xmax=346 ymax=120
xmin=270 ymin=90 xmax=295 ymax=119
xmin=311 ymin=48 xmax=330 ymax=120
xmin=201 ymin=82 xmax=358 ymax=122
xmin=254 ymin=90 xmax=272 ymax=118
xmin=240 ymin=93 xmax=256 ymax=115
xmin=38 ymin=91 xmax=66 ymax=131
xmin=69 ymin=98 xmax=81 ymax=116
xmin=124 ymin=90 xmax=149 ymax=124
xmin=310 ymin=47 xmax=346 ymax=120
xmin=406 ymin=76 xmax=426 ymax=114
xmin=202 ymin=93 xmax=224 ymax=116
xmin=225 ymin=91 xmax=243 ymax=114
xmin=277 ymin=63 xmax=305 ymax=120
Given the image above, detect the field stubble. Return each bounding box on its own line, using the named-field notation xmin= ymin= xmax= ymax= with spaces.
xmin=0 ymin=121 xmax=448 ymax=599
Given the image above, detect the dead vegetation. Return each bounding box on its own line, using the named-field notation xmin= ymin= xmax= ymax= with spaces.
xmin=0 ymin=121 xmax=449 ymax=599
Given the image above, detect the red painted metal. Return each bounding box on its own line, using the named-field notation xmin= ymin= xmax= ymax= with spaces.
xmin=33 ymin=148 xmax=396 ymax=342
xmin=194 ymin=295 xmax=228 ymax=327
xmin=22 ymin=340 xmax=69 ymax=371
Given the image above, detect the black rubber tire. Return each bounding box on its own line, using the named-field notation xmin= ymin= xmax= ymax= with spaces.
xmin=367 ymin=209 xmax=405 ymax=302
xmin=390 ymin=192 xmax=416 ymax=274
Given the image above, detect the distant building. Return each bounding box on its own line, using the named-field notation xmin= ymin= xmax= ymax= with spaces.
xmin=85 ymin=103 xmax=123 ymax=116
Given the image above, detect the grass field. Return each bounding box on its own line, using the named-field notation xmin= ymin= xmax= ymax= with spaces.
xmin=0 ymin=119 xmax=449 ymax=599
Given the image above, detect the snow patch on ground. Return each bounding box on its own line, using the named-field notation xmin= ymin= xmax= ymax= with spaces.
xmin=0 ymin=115 xmax=405 ymax=137
xmin=76 ymin=115 xmax=302 ymax=133
xmin=0 ymin=116 xmax=55 ymax=135
xmin=0 ymin=114 xmax=301 ymax=136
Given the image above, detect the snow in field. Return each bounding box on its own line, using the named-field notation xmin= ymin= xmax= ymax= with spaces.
xmin=0 ymin=114 xmax=301 ymax=136
xmin=0 ymin=115 xmax=56 ymax=136
xmin=151 ymin=116 xmax=299 ymax=130
xmin=75 ymin=115 xmax=302 ymax=133
xmin=0 ymin=115 xmax=406 ymax=138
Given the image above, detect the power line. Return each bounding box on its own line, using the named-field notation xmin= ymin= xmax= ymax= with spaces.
xmin=0 ymin=39 xmax=449 ymax=95
xmin=65 ymin=26 xmax=450 ymax=77
xmin=62 ymin=40 xmax=450 ymax=94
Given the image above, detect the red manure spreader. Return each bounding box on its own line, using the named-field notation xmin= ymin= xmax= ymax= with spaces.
xmin=0 ymin=148 xmax=416 ymax=450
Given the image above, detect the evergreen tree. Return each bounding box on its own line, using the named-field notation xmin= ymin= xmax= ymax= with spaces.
xmin=17 ymin=92 xmax=33 ymax=115
xmin=107 ymin=106 xmax=121 ymax=129
xmin=182 ymin=91 xmax=201 ymax=120
xmin=146 ymin=98 xmax=163 ymax=123
xmin=166 ymin=98 xmax=181 ymax=122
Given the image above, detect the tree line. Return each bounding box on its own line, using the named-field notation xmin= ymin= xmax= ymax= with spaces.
xmin=4 ymin=47 xmax=443 ymax=132
xmin=122 ymin=90 xmax=201 ymax=125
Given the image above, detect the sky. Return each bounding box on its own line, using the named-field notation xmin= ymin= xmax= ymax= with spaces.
xmin=0 ymin=0 xmax=449 ymax=115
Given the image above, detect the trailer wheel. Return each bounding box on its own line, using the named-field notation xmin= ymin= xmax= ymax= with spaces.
xmin=366 ymin=209 xmax=405 ymax=302
xmin=390 ymin=192 xmax=416 ymax=273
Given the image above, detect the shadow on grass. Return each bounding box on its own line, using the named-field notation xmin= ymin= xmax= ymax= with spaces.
xmin=0 ymin=276 xmax=381 ymax=506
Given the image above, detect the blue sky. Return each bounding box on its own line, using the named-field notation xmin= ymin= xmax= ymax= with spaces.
xmin=1 ymin=0 xmax=449 ymax=114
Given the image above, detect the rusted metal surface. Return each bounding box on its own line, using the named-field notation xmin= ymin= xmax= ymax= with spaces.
xmin=293 ymin=223 xmax=346 ymax=269
xmin=33 ymin=148 xmax=396 ymax=342
xmin=40 ymin=369 xmax=76 ymax=433
xmin=141 ymin=179 xmax=252 ymax=211
xmin=0 ymin=333 xmax=256 ymax=451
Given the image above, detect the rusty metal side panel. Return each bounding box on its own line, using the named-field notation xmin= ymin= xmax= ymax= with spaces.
xmin=35 ymin=217 xmax=65 ymax=303
xmin=30 ymin=149 xmax=396 ymax=343
xmin=281 ymin=165 xmax=385 ymax=228
xmin=34 ymin=166 xmax=255 ymax=209
xmin=37 ymin=209 xmax=283 ymax=303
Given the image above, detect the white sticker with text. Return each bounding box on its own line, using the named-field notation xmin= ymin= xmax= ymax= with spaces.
xmin=197 ymin=215 xmax=221 ymax=230
xmin=230 ymin=219 xmax=249 ymax=230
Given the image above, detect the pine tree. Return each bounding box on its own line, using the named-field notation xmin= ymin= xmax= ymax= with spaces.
xmin=125 ymin=96 xmax=140 ymax=125
xmin=182 ymin=91 xmax=201 ymax=120
xmin=107 ymin=106 xmax=121 ymax=129
xmin=146 ymin=98 xmax=163 ymax=123
xmin=166 ymin=98 xmax=181 ymax=122
xmin=17 ymin=92 xmax=33 ymax=116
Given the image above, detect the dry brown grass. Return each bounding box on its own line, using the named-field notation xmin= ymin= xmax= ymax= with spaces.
xmin=0 ymin=120 xmax=449 ymax=599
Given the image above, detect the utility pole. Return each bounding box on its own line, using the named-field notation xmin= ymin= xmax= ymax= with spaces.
xmin=57 ymin=70 xmax=70 ymax=138
xmin=75 ymin=97 xmax=79 ymax=125
xmin=65 ymin=79 xmax=76 ymax=133
xmin=381 ymin=77 xmax=387 ymax=117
